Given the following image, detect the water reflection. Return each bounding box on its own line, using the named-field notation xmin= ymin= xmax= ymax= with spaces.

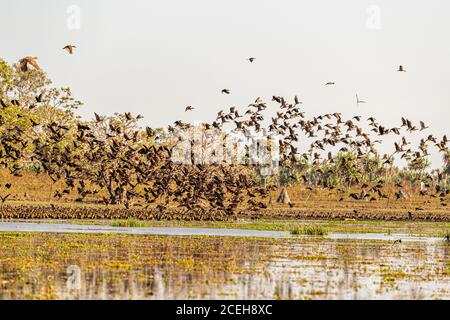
xmin=0 ymin=234 xmax=449 ymax=299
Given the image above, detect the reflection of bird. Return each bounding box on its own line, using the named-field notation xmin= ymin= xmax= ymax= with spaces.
xmin=356 ymin=94 xmax=367 ymax=104
xmin=19 ymin=56 xmax=41 ymax=72
xmin=63 ymin=45 xmax=77 ymax=54
xmin=248 ymin=57 xmax=256 ymax=63
xmin=185 ymin=106 xmax=194 ymax=112
xmin=397 ymin=65 xmax=406 ymax=72
xmin=221 ymin=89 xmax=231 ymax=94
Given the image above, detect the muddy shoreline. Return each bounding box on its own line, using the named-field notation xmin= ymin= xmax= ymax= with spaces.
xmin=0 ymin=203 xmax=449 ymax=222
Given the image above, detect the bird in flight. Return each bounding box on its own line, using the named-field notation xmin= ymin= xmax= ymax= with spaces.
xmin=325 ymin=82 xmax=335 ymax=86
xmin=248 ymin=57 xmax=256 ymax=63
xmin=63 ymin=45 xmax=77 ymax=54
xmin=185 ymin=106 xmax=194 ymax=112
xmin=356 ymin=94 xmax=367 ymax=104
xmin=420 ymin=121 xmax=429 ymax=131
xmin=221 ymin=89 xmax=231 ymax=95
xmin=19 ymin=56 xmax=41 ymax=72
xmin=398 ymin=65 xmax=406 ymax=72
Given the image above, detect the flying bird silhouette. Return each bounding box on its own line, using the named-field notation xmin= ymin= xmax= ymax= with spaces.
xmin=420 ymin=121 xmax=429 ymax=131
xmin=63 ymin=45 xmax=77 ymax=54
xmin=356 ymin=94 xmax=367 ymax=104
xmin=19 ymin=56 xmax=41 ymax=72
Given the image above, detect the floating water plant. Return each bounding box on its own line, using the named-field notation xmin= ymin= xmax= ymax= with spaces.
xmin=291 ymin=225 xmax=327 ymax=236
xmin=111 ymin=218 xmax=147 ymax=228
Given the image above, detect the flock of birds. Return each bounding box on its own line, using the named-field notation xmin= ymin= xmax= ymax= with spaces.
xmin=0 ymin=47 xmax=449 ymax=220
xmin=190 ymin=92 xmax=448 ymax=206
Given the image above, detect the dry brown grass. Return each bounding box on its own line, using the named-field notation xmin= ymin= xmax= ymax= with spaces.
xmin=268 ymin=185 xmax=446 ymax=212
xmin=0 ymin=170 xmax=449 ymax=221
xmin=0 ymin=170 xmax=106 ymax=203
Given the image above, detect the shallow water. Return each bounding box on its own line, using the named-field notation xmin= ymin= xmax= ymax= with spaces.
xmin=0 ymin=221 xmax=442 ymax=243
xmin=0 ymin=222 xmax=288 ymax=238
xmin=0 ymin=230 xmax=449 ymax=300
xmin=328 ymin=233 xmax=442 ymax=243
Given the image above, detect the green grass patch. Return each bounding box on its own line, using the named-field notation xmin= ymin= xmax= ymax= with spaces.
xmin=291 ymin=225 xmax=328 ymax=236
xmin=110 ymin=218 xmax=147 ymax=228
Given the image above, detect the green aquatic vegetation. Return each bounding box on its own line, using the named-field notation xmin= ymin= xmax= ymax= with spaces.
xmin=111 ymin=218 xmax=147 ymax=228
xmin=381 ymin=267 xmax=408 ymax=285
xmin=102 ymin=262 xmax=133 ymax=270
xmin=291 ymin=225 xmax=328 ymax=236
xmin=0 ymin=232 xmax=449 ymax=300
xmin=273 ymin=290 xmax=282 ymax=300
xmin=295 ymin=255 xmax=328 ymax=261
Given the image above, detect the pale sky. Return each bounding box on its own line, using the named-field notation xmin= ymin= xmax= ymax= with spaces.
xmin=1 ymin=0 xmax=449 ymax=168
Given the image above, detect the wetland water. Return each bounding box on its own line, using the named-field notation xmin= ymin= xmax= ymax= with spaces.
xmin=0 ymin=221 xmax=443 ymax=242
xmin=0 ymin=222 xmax=449 ymax=299
xmin=0 ymin=222 xmax=289 ymax=238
